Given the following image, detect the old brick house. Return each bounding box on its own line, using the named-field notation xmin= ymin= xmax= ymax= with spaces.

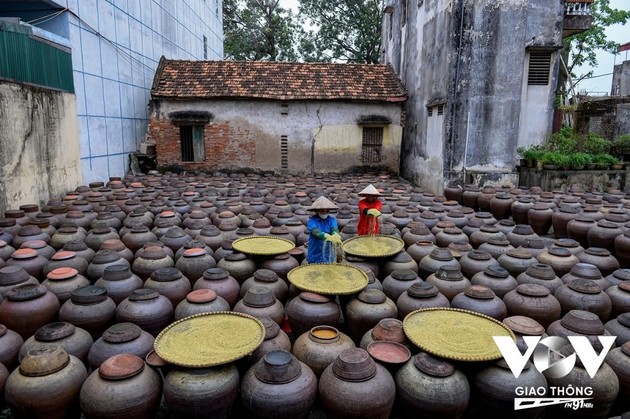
xmin=149 ymin=58 xmax=407 ymax=174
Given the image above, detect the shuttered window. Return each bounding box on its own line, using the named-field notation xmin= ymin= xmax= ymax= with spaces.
xmin=528 ymin=51 xmax=552 ymax=85
xmin=280 ymin=135 xmax=288 ymax=169
xmin=180 ymin=126 xmax=205 ymax=162
xmin=362 ymin=127 xmax=383 ymax=163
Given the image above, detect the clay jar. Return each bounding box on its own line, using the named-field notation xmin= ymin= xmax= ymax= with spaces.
xmin=174 ymin=289 xmax=230 ymax=320
xmin=459 ymin=250 xmax=500 ymax=280
xmin=606 ymin=268 xmax=630 ymax=287
xmin=59 ymin=285 xmax=116 ymax=339
xmin=503 ymin=284 xmax=561 ymax=328
xmin=505 ymin=225 xmax=538 ymax=248
xmin=418 ymin=248 xmax=461 ymax=279
xmin=163 ymin=363 xmax=240 ymax=419
xmin=241 ymin=350 xmax=317 ymax=419
xmin=587 ymin=220 xmax=622 ymax=253
xmin=470 ymin=265 xmax=518 ymax=299
xmin=43 ymin=250 xmax=89 ymax=277
xmin=217 ymin=252 xmax=257 ymax=284
xmin=547 ymin=310 xmax=613 ymax=352
xmin=319 ymin=348 xmax=396 ymax=419
xmin=160 ymin=227 xmax=192 ymax=254
xmin=144 ymin=267 xmax=191 ymax=307
xmin=292 ymin=326 xmax=355 ymax=377
xmin=426 ymin=266 xmax=471 ymax=301
xmin=131 ymin=246 xmax=174 ymax=280
xmin=516 ymin=263 xmax=564 ymax=294
xmin=174 ymin=248 xmax=217 ymax=285
xmin=435 ymin=227 xmax=469 ymax=249
xmin=86 ymin=249 xmax=130 ymax=283
xmin=577 ymin=247 xmax=620 ymax=277
xmin=0 ymin=265 xmax=39 ymax=298
xmin=248 ymin=317 xmax=292 ymax=365
xmin=567 ymin=216 xmax=597 ymax=248
xmin=604 ymin=342 xmax=630 ymax=402
xmin=63 ymin=240 xmax=95 ymax=264
xmin=6 ymin=346 xmax=87 ymax=419
xmin=345 ymin=289 xmax=398 ymax=343
xmin=360 ymin=318 xmax=409 ymax=350
xmin=19 ymin=322 xmax=93 ymax=365
xmin=382 ymin=269 xmax=421 ymax=302
xmin=489 ymin=192 xmax=513 ymax=220
xmin=80 ymin=354 xmax=162 ymax=419
xmin=260 ymin=253 xmax=300 ymax=282
xmin=42 ymin=267 xmax=90 ymax=304
xmin=552 ymin=206 xmax=580 ymax=239
xmin=503 ymin=316 xmax=547 ymax=353
xmin=121 ymin=226 xmax=158 ymax=253
xmin=536 ymin=247 xmax=579 ymax=277
xmin=614 ymin=231 xmax=630 ymax=268
xmin=0 ymin=323 xmax=23 ymax=370
xmin=451 ymin=285 xmax=507 ymax=320
xmin=381 ymin=251 xmax=418 ymax=279
xmin=50 ymin=227 xmax=87 ymax=250
xmin=0 ymin=283 xmax=60 ymax=340
xmin=402 ymin=226 xmax=436 ymax=248
xmin=478 ymin=238 xmax=513 ymax=260
xmin=527 ymin=203 xmax=553 ymax=236
xmin=6 ymin=248 xmax=48 ymax=280
xmin=194 ymin=267 xmax=240 ymax=308
xmin=87 ymin=322 xmax=155 ymax=369
xmin=561 ymin=262 xmax=610 ymax=290
xmin=497 ymin=247 xmax=538 ymax=278
xmin=554 ymin=278 xmax=612 ymax=322
xmin=93 ymin=265 xmax=143 ymax=305
xmin=406 ymin=240 xmax=438 ymax=265
xmin=395 ymin=352 xmax=470 ymax=419
xmin=234 ymin=286 xmax=285 ymax=325
xmin=606 ymin=282 xmax=630 ymax=317
xmin=116 ymin=288 xmax=174 ymax=336
xmin=510 ymin=197 xmax=535 ymax=225
xmin=84 ymin=227 xmax=120 ymax=251
xmin=605 ymin=313 xmax=630 ymax=347
xmin=396 ymin=281 xmax=450 ymax=318
xmin=240 ymin=269 xmax=288 ymax=304
xmin=286 ymin=291 xmax=341 ymax=337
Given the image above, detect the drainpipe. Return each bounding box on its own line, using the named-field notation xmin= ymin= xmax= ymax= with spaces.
xmin=447 ymin=0 xmax=467 ymax=180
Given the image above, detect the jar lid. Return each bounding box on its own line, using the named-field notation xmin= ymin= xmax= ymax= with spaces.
xmin=575 ymin=216 xmax=595 ymax=223
xmin=407 ymin=281 xmax=439 ymax=298
xmin=391 ymin=269 xmax=418 ymax=281
xmin=435 ymin=266 xmax=463 ymax=281
xmin=185 ymin=289 xmax=216 ymax=304
xmin=254 ymin=350 xmax=301 ymax=384
xmin=6 ymin=283 xmax=47 ymax=301
xmin=253 ymin=269 xmax=279 ymax=283
xmin=260 ymin=316 xmax=281 ymax=340
xmin=17 ymin=225 xmax=41 ymax=236
xmin=612 ymin=269 xmax=630 ymax=281
xmin=560 ymin=310 xmax=604 ymax=334
xmin=584 ymin=247 xmax=610 ymax=257
xmin=548 ymin=247 xmax=571 ymax=257
xmin=526 ymin=264 xmax=556 ymax=280
xmin=51 ymin=250 xmax=76 ymax=261
xmin=570 ymin=263 xmax=602 ymax=280
xmin=309 ymin=326 xmax=340 ymax=342
xmin=71 ymin=285 xmax=107 ymax=304
xmin=150 ymin=267 xmax=182 ymax=282
xmin=34 ymin=322 xmax=76 ymax=342
xmin=332 ymin=348 xmax=377 ymax=382
xmin=618 ymin=282 xmax=630 ymax=293
xmin=102 ymin=264 xmax=132 ymax=281
xmin=129 ymin=288 xmax=160 ymax=301
xmin=464 ymin=285 xmax=495 ymax=299
xmin=225 ymin=252 xmax=247 ymax=261
xmin=371 ymin=318 xmax=405 ymax=343
xmin=19 ymin=345 xmax=70 ymax=377
xmin=99 ymin=353 xmax=145 ymax=380
xmin=567 ymin=278 xmax=602 ymax=294
xmin=516 ymin=284 xmax=550 ymax=297
xmin=165 ymin=227 xmax=186 ymax=238
xmin=22 ymin=239 xmax=47 ymax=250
xmin=243 ymin=286 xmax=276 ymax=308
xmin=0 ymin=265 xmax=30 ymax=285
xmin=11 ymin=248 xmax=38 ymax=259
xmin=367 ymin=341 xmax=411 ymax=365
xmin=93 ymin=249 xmax=120 ymax=264
xmin=357 ymin=289 xmax=387 ymax=304
xmin=554 ymin=238 xmax=579 ymax=248
xmin=413 ymin=352 xmax=455 ymax=377
xmin=47 ymin=267 xmax=78 ymax=281
xmin=596 ymin=220 xmax=617 ymax=229
xmin=503 ymin=316 xmax=545 ymax=336
xmin=203 ymin=268 xmax=228 ymax=280
xmin=467 ymin=250 xmax=491 ymax=261
xmin=429 ymin=248 xmax=454 ymax=261
xmin=484 ymin=266 xmax=509 ymax=279
xmin=621 ymin=341 xmax=630 ymax=357
xmin=103 ymin=322 xmax=142 ymax=343
xmin=183 ymin=248 xmax=206 ymax=258
xmin=299 ymin=292 xmax=331 ymax=304
xmin=506 ymin=248 xmax=533 ymax=260
xmin=512 ymin=225 xmax=534 ymax=235
xmin=617 ymin=313 xmax=630 ymax=328
xmin=140 ymin=246 xmax=168 ymax=260
xmin=487 ymin=238 xmax=509 ymax=246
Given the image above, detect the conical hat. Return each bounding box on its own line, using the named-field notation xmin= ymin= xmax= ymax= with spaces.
xmin=358 ymin=184 xmax=381 ymax=196
xmin=307 ymin=196 xmax=338 ymax=211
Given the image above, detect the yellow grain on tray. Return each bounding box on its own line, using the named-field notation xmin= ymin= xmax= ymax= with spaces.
xmin=342 ymin=235 xmax=404 ymax=257
xmin=232 ymin=237 xmax=295 ymax=255
xmin=154 ymin=312 xmax=264 ymax=367
xmin=403 ymin=308 xmax=515 ymax=362
xmin=287 ymin=264 xmax=368 ymax=295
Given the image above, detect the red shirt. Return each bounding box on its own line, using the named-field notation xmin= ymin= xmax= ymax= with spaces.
xmin=357 ymin=198 xmax=383 ymax=235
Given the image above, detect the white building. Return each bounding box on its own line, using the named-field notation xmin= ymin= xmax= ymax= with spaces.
xmin=0 ymin=0 xmax=223 ymax=183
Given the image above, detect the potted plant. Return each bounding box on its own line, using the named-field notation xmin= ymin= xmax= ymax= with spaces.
xmin=592 ymin=154 xmax=618 ymax=170
xmin=584 ymin=133 xmax=612 ymax=155
xmin=518 ymin=145 xmax=544 ymax=168
xmin=541 ymin=152 xmax=568 ymax=170
xmin=612 ymin=134 xmax=630 ymax=163
xmin=568 ymin=153 xmax=592 ymax=170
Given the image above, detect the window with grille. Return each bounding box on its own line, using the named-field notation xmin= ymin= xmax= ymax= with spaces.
xmin=180 ymin=125 xmax=205 ymax=162
xmin=203 ymin=35 xmax=208 ymax=59
xmin=362 ymin=127 xmax=383 ymax=163
xmin=428 ymin=107 xmax=433 ymax=117
xmin=528 ymin=51 xmax=552 ymax=85
xmin=281 ymin=135 xmax=288 ymax=169
xmin=437 ymin=105 xmax=444 ymax=115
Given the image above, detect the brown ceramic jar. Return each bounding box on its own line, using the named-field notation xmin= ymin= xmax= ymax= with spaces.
xmin=194 ymin=267 xmax=241 ymax=308
xmin=396 ymin=281 xmax=450 ymax=318
xmin=503 ymin=284 xmax=561 ymax=328
xmin=240 ymin=269 xmax=289 ymax=304
xmin=577 ymin=247 xmax=621 ymax=277
xmin=587 ymin=220 xmax=623 ymax=253
xmin=382 ymin=269 xmax=421 ymax=302
xmin=505 ymin=224 xmax=538 ymax=248
xmin=87 ymin=322 xmax=154 ymax=369
xmin=0 ymin=323 xmax=23 ymax=370
xmin=418 ymin=248 xmax=461 ymax=279
xmin=497 ymin=247 xmax=538 ymax=278
xmin=42 ymin=267 xmax=90 ymax=304
xmin=536 ymin=247 xmax=580 ymax=277
xmin=516 ymin=263 xmax=564 ymax=294
xmin=248 ymin=317 xmax=292 ymax=365
xmin=93 ymin=265 xmax=143 ymax=305
xmin=43 ymin=250 xmax=89 ymax=277
xmin=561 ymin=262 xmax=610 ymax=290
xmin=459 ymin=250 xmax=500 ymax=280
xmin=554 ymin=279 xmax=612 ymax=322
xmin=86 ymin=249 xmax=130 ymax=283
xmin=0 ymin=283 xmax=60 ymax=340
xmin=359 ymin=318 xmax=410 ymax=351
xmin=286 ymin=291 xmax=341 ymax=337
xmin=292 ymin=326 xmax=355 ymax=377
xmin=5 ymin=248 xmax=48 ymax=280
xmin=406 ymin=240 xmax=438 ymax=264
xmin=451 ymin=285 xmax=507 ymax=320
xmin=19 ymin=322 xmax=93 ymax=365
xmin=116 ymin=288 xmax=174 ymax=336
xmin=131 ymin=246 xmax=175 ymax=280
xmin=426 ymin=266 xmax=471 ymax=301
xmin=0 ymin=265 xmax=39 ymax=298
xmin=234 ymin=286 xmax=285 ymax=325
xmin=144 ymin=267 xmax=191 ymax=307
xmin=552 ymin=206 xmax=580 ymax=239
xmin=606 ymin=268 xmax=630 ymax=287
xmin=344 ymin=289 xmax=398 ymax=343
xmin=174 ymin=289 xmax=230 ymax=320
xmin=605 ymin=313 xmax=630 ymax=347
xmin=63 ymin=240 xmax=96 ymax=264
xmin=59 ymin=285 xmax=116 ymax=340
xmin=260 ymin=253 xmax=300 ymax=282
xmin=216 ymin=252 xmax=257 ymax=283
xmin=606 ymin=282 xmax=630 ymax=317
xmin=614 ymin=231 xmax=630 ymax=268
xmin=502 ymin=316 xmax=547 ymax=353
xmin=478 ymin=238 xmax=513 ymax=260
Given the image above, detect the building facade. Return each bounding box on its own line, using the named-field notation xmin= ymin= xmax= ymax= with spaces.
xmin=0 ymin=0 xmax=223 ymax=184
xmin=149 ymin=60 xmax=407 ymax=175
xmin=381 ymin=0 xmax=592 ymax=193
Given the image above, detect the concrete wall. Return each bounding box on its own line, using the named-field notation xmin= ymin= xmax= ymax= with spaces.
xmin=575 ymin=96 xmax=630 ymax=140
xmin=148 ymin=99 xmax=404 ymax=174
xmin=382 ymin=0 xmax=563 ymax=193
xmin=0 ymin=82 xmax=81 ymax=213
xmin=612 ymin=60 xmax=630 ymax=96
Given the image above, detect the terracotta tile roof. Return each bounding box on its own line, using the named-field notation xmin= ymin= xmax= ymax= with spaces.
xmin=151 ymin=57 xmax=407 ymax=102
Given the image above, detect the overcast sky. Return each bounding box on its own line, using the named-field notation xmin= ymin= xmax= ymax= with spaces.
xmin=280 ymin=0 xmax=629 ymax=96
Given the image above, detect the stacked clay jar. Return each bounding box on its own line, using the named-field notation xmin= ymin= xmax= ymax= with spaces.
xmin=0 ymin=174 xmax=629 ymax=418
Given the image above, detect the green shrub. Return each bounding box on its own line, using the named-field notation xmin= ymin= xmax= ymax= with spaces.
xmin=568 ymin=153 xmax=592 ymax=168
xmin=592 ymin=154 xmax=619 ymax=166
xmin=518 ymin=145 xmax=545 ymax=161
xmin=584 ymin=133 xmax=611 ymax=155
xmin=612 ymin=134 xmax=630 ymax=157
xmin=542 ymin=151 xmax=570 ymax=166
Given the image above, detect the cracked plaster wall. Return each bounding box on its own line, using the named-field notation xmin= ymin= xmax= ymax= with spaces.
xmin=0 ymin=82 xmax=81 ymax=214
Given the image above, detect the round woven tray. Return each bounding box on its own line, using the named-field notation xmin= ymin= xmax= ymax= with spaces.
xmin=154 ymin=312 xmax=265 ymax=367
xmin=403 ymin=308 xmax=515 ymax=362
xmin=287 ymin=263 xmax=368 ymax=295
xmin=342 ymin=235 xmax=405 ymax=258
xmin=232 ymin=236 xmax=296 ymax=256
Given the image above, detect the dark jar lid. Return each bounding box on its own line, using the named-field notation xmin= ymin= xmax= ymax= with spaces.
xmin=203 ymin=268 xmax=229 ymax=280
xmin=570 ymin=263 xmax=602 ymax=280
xmin=34 ymin=322 xmax=76 ymax=342
xmin=584 ymin=247 xmax=611 ymax=257
xmin=254 ymin=350 xmax=301 ymax=384
xmin=332 ymin=348 xmax=377 ymax=382
xmin=357 ymin=289 xmax=387 ymax=304
xmin=150 ymin=267 xmax=182 ymax=282
xmin=71 ymin=285 xmax=108 ymax=304
xmin=467 ymin=250 xmax=492 ymax=261
xmin=506 ymin=248 xmax=534 ymax=260
xmin=617 ymin=313 xmax=630 ymax=328
xmin=407 ymin=281 xmax=439 ymax=298
xmin=243 ymin=287 xmax=276 ymax=308
xmin=567 ymin=278 xmax=602 ymax=295
xmin=464 ymin=285 xmax=495 ymax=299
xmin=0 ymin=265 xmax=30 ymax=286
xmin=390 ymin=269 xmax=418 ymax=281
xmin=19 ymin=345 xmax=70 ymax=377
xmin=6 ymin=283 xmax=48 ymax=301
xmin=548 ymin=247 xmax=571 ymax=258
xmin=92 ymin=249 xmax=120 ymax=264
xmin=129 ymin=288 xmax=160 ymax=301
xmin=253 ymin=269 xmax=279 ymax=283
xmin=260 ymin=316 xmax=281 ymax=340
xmin=484 ymin=266 xmax=509 ymax=279
xmin=102 ymin=264 xmax=132 ymax=281
xmin=140 ymin=246 xmax=168 ymax=260
xmin=413 ymin=352 xmax=455 ymax=377
xmin=429 ymin=248 xmax=454 ymax=261
xmin=560 ymin=310 xmax=604 ymax=335
xmin=99 ymin=353 xmax=145 ymax=380
xmin=103 ymin=322 xmax=142 ymax=343
xmin=503 ymin=316 xmax=545 ymax=336
xmin=525 ymin=264 xmax=556 ymax=280
xmin=435 ymin=266 xmax=464 ymax=281
xmin=516 ymin=284 xmax=550 ymax=298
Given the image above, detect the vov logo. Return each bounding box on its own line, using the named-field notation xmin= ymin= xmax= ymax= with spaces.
xmin=493 ymin=335 xmax=616 ymax=379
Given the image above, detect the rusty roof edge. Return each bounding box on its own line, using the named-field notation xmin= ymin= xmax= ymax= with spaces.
xmin=151 ymin=55 xmax=168 ymax=95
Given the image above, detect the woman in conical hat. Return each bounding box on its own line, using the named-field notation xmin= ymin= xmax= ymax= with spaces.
xmin=357 ymin=184 xmax=383 ymax=236
xmin=307 ymin=196 xmax=342 ymax=263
